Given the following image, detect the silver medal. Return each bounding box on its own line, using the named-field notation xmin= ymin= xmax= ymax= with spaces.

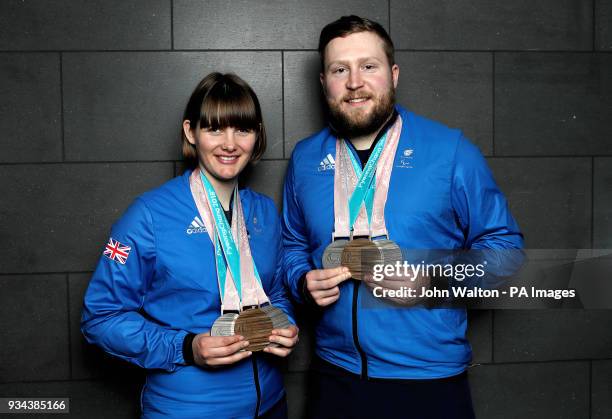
xmin=322 ymin=239 xmax=349 ymax=269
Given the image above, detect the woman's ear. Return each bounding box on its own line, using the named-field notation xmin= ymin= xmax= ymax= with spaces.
xmin=183 ymin=120 xmax=196 ymax=145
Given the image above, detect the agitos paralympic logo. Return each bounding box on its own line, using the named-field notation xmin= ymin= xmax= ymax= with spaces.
xmin=395 ymin=148 xmax=414 ymax=169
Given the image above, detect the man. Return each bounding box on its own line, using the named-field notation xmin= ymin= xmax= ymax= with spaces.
xmin=282 ymin=15 xmax=523 ymax=418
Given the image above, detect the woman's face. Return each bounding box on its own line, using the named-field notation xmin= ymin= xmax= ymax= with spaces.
xmin=184 ymin=123 xmax=257 ymax=182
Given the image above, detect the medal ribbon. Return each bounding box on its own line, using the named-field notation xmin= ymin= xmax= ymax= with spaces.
xmin=333 ymin=115 xmax=403 ymax=239
xmin=200 ymin=173 xmax=243 ymax=299
xmin=345 ymin=134 xmax=386 ymax=228
xmin=189 ymin=168 xmax=269 ymax=312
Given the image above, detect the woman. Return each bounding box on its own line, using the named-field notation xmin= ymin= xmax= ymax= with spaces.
xmin=81 ymin=73 xmax=298 ymax=419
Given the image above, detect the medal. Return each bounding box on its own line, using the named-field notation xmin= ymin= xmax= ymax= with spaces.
xmin=322 ymin=239 xmax=349 ymax=269
xmin=339 ymin=238 xmax=402 ymax=280
xmin=374 ymin=239 xmax=403 ymax=267
xmin=369 ymin=239 xmax=403 ymax=281
xmin=341 ymin=238 xmax=376 ymax=280
xmin=210 ymin=305 xmax=291 ymax=352
xmin=210 ymin=312 xmax=239 ymax=337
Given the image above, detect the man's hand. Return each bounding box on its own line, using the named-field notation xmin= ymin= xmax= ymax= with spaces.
xmin=192 ymin=333 xmax=251 ymax=367
xmin=263 ymin=325 xmax=299 ymax=357
xmin=305 ymin=267 xmax=352 ymax=307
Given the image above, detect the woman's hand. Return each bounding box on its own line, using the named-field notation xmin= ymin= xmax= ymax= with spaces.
xmin=263 ymin=325 xmax=299 ymax=357
xmin=192 ymin=333 xmax=252 ymax=367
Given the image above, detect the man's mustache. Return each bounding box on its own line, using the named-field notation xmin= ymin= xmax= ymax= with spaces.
xmin=341 ymin=92 xmax=373 ymax=101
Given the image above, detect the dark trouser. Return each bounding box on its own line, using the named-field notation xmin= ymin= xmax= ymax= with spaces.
xmin=258 ymin=395 xmax=288 ymax=419
xmin=307 ymin=357 xmax=475 ymax=419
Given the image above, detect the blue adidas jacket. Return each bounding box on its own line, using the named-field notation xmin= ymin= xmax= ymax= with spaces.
xmin=82 ymin=170 xmax=293 ymax=418
xmin=282 ymin=105 xmax=523 ymax=379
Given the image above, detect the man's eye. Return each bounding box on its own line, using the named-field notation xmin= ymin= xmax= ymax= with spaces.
xmin=333 ymin=67 xmax=347 ymax=74
xmin=363 ymin=64 xmax=376 ymax=71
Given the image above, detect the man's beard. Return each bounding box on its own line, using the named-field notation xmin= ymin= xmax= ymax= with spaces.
xmin=327 ymin=87 xmax=395 ymax=139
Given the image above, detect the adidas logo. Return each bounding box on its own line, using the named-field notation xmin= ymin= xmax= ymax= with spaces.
xmin=186 ymin=216 xmax=207 ymax=234
xmin=318 ymin=153 xmax=335 ymax=172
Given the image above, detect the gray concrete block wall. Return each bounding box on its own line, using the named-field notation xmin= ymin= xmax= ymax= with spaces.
xmin=495 ymin=53 xmax=612 ymax=156
xmin=391 ymin=0 xmax=593 ymax=51
xmin=489 ymin=158 xmax=592 ymax=249
xmin=0 ymin=0 xmax=171 ymax=50
xmin=0 ymin=53 xmax=62 ymax=162
xmin=596 ymin=0 xmax=612 ymax=50
xmin=594 ymin=157 xmax=612 ymax=248
xmin=592 ymin=360 xmax=612 ymax=418
xmin=470 ymin=362 xmax=591 ymax=419
xmin=395 ymin=51 xmax=493 ymax=155
xmin=0 ymin=1 xmax=610 ymax=418
xmin=173 ymin=0 xmax=388 ymax=50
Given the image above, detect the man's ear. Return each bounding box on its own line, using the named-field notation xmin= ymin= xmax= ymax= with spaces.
xmin=183 ymin=120 xmax=196 ymax=145
xmin=320 ymin=72 xmax=326 ymax=95
xmin=391 ymin=64 xmax=399 ymax=89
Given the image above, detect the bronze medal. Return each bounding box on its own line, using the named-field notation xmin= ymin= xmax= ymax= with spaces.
xmin=340 ymin=238 xmax=402 ymax=281
xmin=341 ymin=239 xmax=381 ymax=281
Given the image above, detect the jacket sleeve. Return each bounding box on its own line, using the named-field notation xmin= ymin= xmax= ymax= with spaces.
xmin=281 ymin=155 xmax=315 ymax=304
xmin=451 ymin=135 xmax=524 ymax=250
xmin=81 ymin=198 xmax=188 ymax=371
xmin=451 ymin=135 xmax=525 ymax=283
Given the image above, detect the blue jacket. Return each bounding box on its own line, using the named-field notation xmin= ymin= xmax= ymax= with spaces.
xmin=282 ymin=105 xmax=523 ymax=379
xmin=82 ymin=170 xmax=293 ymax=418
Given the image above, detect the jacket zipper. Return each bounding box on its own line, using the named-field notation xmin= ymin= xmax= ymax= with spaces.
xmin=352 ymin=281 xmax=368 ymax=379
xmin=251 ymin=356 xmax=262 ymax=418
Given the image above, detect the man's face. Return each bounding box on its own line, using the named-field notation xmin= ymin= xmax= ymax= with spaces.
xmin=320 ymin=31 xmax=399 ymax=138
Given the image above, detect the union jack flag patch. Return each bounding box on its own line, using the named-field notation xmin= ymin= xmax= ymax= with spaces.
xmin=103 ymin=237 xmax=131 ymax=264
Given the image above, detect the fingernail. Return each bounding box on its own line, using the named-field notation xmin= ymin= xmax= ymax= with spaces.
xmin=243 ymin=341 xmax=249 ymax=347
xmin=237 ymin=336 xmax=244 ymax=340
